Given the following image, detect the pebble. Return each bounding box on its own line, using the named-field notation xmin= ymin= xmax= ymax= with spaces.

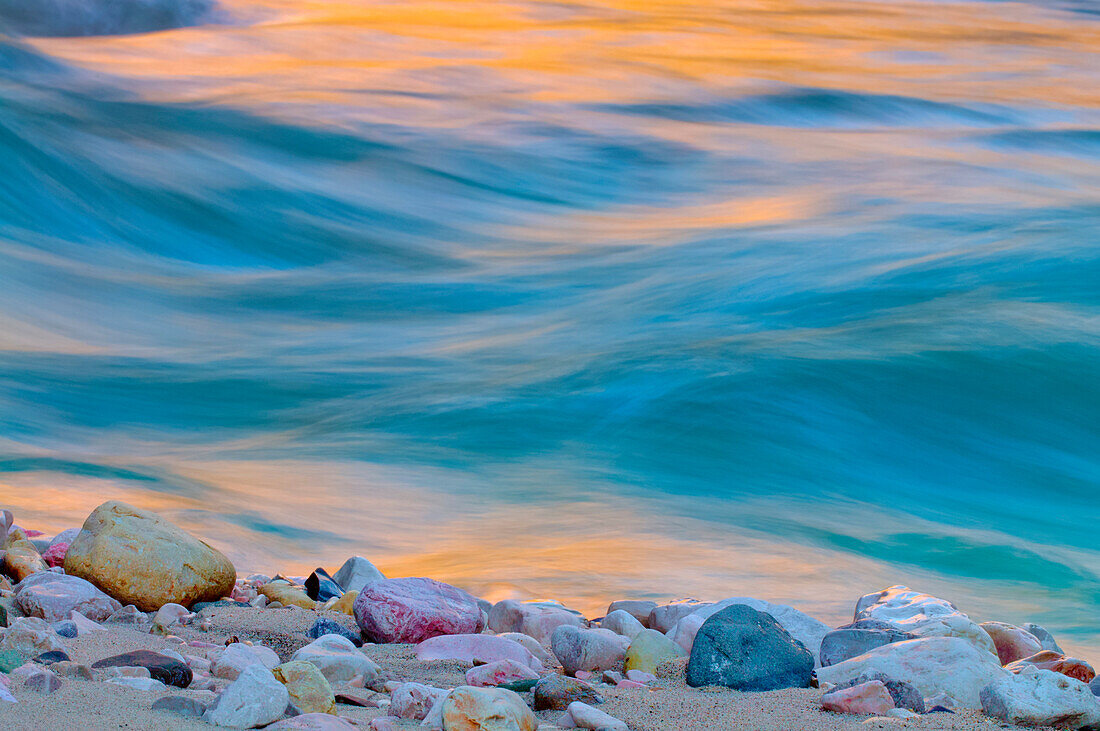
xmin=440 ymin=686 xmax=537 ymax=731
xmin=212 ymin=642 xmax=281 ymax=680
xmin=981 ymin=665 xmax=1100 ymax=728
xmin=599 ymin=609 xmax=645 ymax=640
xmin=70 ymin=611 xmax=107 ymax=635
xmin=307 ymin=616 xmax=362 ymax=647
xmin=273 ymin=660 xmax=337 ymax=715
xmin=52 ymin=660 xmax=93 ymax=679
xmin=533 ymin=674 xmax=602 ymax=710
xmin=266 ymin=714 xmax=357 ymax=730
xmin=106 ymin=676 xmax=166 ymax=691
xmin=204 ymin=664 xmax=289 ymax=728
xmin=551 ymin=625 xmax=629 ymax=676
xmin=624 ymin=628 xmax=686 ymax=674
xmin=290 ymin=633 xmax=382 ymax=683
xmin=565 ymin=701 xmax=629 ymax=731
xmin=0 ymin=616 xmax=67 ymax=656
xmin=355 ymin=577 xmax=484 ymax=644
xmin=14 ymin=572 xmax=122 ymax=623
xmin=33 ymin=650 xmax=71 ymax=664
xmin=51 ymin=620 xmax=78 ymax=638
xmin=1005 ymin=650 xmax=1096 ymax=683
xmin=854 ymin=586 xmax=996 ymax=656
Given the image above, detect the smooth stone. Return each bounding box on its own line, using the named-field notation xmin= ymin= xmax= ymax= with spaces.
xmin=498 ymin=678 xmax=538 ymax=692
xmin=0 ymin=616 xmax=66 ymax=657
xmin=415 ymin=634 xmax=542 ymax=670
xmin=332 ymin=557 xmax=385 ymax=594
xmin=1023 ymin=623 xmax=1064 ymax=653
xmin=153 ymin=603 xmax=192 ymax=631
xmin=33 ymin=650 xmax=70 ymax=664
xmin=980 ymin=621 xmax=1043 ymax=665
xmin=212 ymin=642 xmax=281 ymax=680
xmin=1005 ymin=650 xmax=1096 ymax=683
xmin=669 ymin=597 xmax=830 ymax=665
xmin=193 ymin=600 xmax=252 ymax=612
xmin=626 ymin=669 xmax=656 ymax=683
xmin=267 ymin=714 xmax=357 ymax=730
xmin=327 ymin=590 xmax=357 ymax=616
xmin=305 ymin=568 xmax=344 ymax=603
xmin=354 ymin=578 xmax=484 ymax=644
xmin=686 ymin=604 xmax=814 ymax=691
xmin=307 ymin=617 xmax=362 ymax=647
xmin=853 ymin=586 xmax=997 ymax=656
xmin=606 ymin=601 xmax=656 ymax=628
xmin=69 ymin=611 xmax=107 ymax=635
xmin=533 ymin=674 xmax=602 ymax=710
xmin=334 ymin=689 xmax=385 ymax=707
xmin=488 ymin=599 xmax=586 ymax=645
xmin=552 ymin=626 xmax=629 ymax=676
xmin=440 ymin=686 xmax=537 ymax=731
xmin=0 ymin=649 xmax=24 ymax=672
xmin=63 ymin=501 xmax=236 ymax=612
xmin=600 ymin=610 xmax=645 ymax=640
xmin=204 ymin=664 xmax=289 ymax=728
xmin=830 ymin=673 xmax=925 ymax=713
xmin=390 ymin=682 xmax=448 ymax=720
xmin=152 ymin=695 xmax=208 ymax=717
xmin=820 ymin=627 xmax=917 ymax=667
xmin=290 ymin=633 xmax=381 ymax=683
xmin=496 ymin=633 xmax=552 ymax=664
xmin=624 ymin=628 xmax=686 ymax=674
xmin=0 ymin=681 xmax=14 ymax=703
xmin=52 ymin=620 xmax=78 ymax=638
xmin=2 ymin=539 xmax=48 ymax=581
xmin=565 ymin=701 xmax=628 ymax=731
xmin=92 ymin=650 xmax=193 ymax=688
xmin=24 ymin=667 xmax=62 ymax=693
xmin=465 ymin=659 xmax=539 ymax=687
xmin=1090 ymin=677 xmax=1100 ymax=697
xmin=52 ymin=660 xmax=93 ymax=679
xmin=648 ymin=599 xmax=710 ymax=633
xmin=273 ymin=660 xmax=337 ymax=715
xmin=15 ymin=572 xmax=121 ymax=622
xmin=104 ymin=604 xmax=152 ymax=630
xmin=106 ymin=676 xmax=165 ymax=690
xmin=981 ymin=666 xmax=1100 ymax=728
xmin=816 ymin=636 xmax=1004 ymax=709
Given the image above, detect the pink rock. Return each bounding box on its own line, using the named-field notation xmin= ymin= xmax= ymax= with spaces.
xmin=575 ymin=670 xmax=594 ymax=680
xmin=1006 ymin=650 xmax=1096 ymax=683
xmin=487 ymin=600 xmax=586 ymax=644
xmin=353 ymin=577 xmax=484 ymax=644
xmin=41 ymin=542 xmax=68 ymax=568
xmin=15 ymin=573 xmax=121 ymax=622
xmin=981 ymin=622 xmax=1043 ymax=665
xmin=465 ymin=659 xmax=540 ymax=687
xmin=416 ymin=634 xmax=542 ymax=670
xmin=625 ymin=669 xmax=656 ymax=683
xmin=23 ymin=529 xmax=44 ymax=538
xmin=616 ymin=680 xmax=646 ymax=689
xmin=390 ymin=682 xmax=448 ymax=721
xmin=822 ymin=680 xmax=896 ymax=715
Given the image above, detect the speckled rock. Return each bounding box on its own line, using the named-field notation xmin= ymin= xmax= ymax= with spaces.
xmin=1005 ymin=650 xmax=1095 ymax=683
xmin=273 ymin=660 xmax=337 ymax=715
xmin=23 ymin=667 xmax=62 ymax=693
xmin=981 ymin=665 xmax=1100 ymax=728
xmin=204 ymin=664 xmax=289 ymax=728
xmin=532 ymin=674 xmax=602 ymax=710
xmin=440 ymin=686 xmax=537 ymax=731
xmin=624 ymin=628 xmax=686 ymax=674
xmin=308 ymin=617 xmax=362 ymax=647
xmin=2 ymin=539 xmax=48 ymax=581
xmin=63 ymin=501 xmax=236 ymax=612
xmin=980 ymin=622 xmax=1043 ymax=665
xmin=0 ymin=616 xmax=66 ymax=657
xmin=390 ymin=682 xmax=448 ymax=720
xmin=686 ymin=604 xmax=814 ymax=691
xmin=354 ymin=578 xmax=483 ymax=644
xmin=465 ymin=659 xmax=539 ymax=687
xmin=854 ymin=586 xmax=996 ymax=656
xmin=291 ymin=633 xmax=381 ymax=683
xmin=820 ymin=626 xmax=917 ymax=667
xmin=15 ymin=572 xmax=121 ymax=622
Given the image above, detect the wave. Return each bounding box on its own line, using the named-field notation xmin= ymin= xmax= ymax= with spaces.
xmin=0 ymin=0 xmax=215 ymax=37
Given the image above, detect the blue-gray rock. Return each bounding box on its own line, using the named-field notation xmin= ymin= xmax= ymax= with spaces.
xmin=831 ymin=673 xmax=925 ymax=713
xmin=819 ymin=627 xmax=916 ymax=667
xmin=1091 ymin=677 xmax=1100 ymax=697
xmin=192 ymin=600 xmax=251 ymax=612
xmin=305 ymin=568 xmax=343 ymax=602
xmin=332 ymin=557 xmax=385 ymax=594
xmin=686 ymin=604 xmax=814 ymax=691
xmin=52 ymin=620 xmax=78 ymax=638
xmin=152 ymin=695 xmax=208 ymax=717
xmin=92 ymin=650 xmax=192 ymax=688
xmin=1023 ymin=623 xmax=1063 ymax=654
xmin=307 ymin=617 xmax=362 ymax=647
xmin=33 ymin=650 xmax=71 ymax=665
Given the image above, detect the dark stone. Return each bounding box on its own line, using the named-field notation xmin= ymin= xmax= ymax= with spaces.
xmin=92 ymin=650 xmax=193 ymax=688
xmin=192 ymin=600 xmax=251 ymax=612
xmin=0 ymin=650 xmax=22 ymax=672
xmin=33 ymin=650 xmax=71 ymax=665
xmin=305 ymin=568 xmax=344 ymax=602
xmin=533 ymin=674 xmax=602 ymax=710
xmin=833 ymin=673 xmax=925 ymax=713
xmin=0 ymin=602 xmax=7 ymax=627
xmin=152 ymin=695 xmax=207 ymax=718
xmin=307 ymin=617 xmax=362 ymax=647
xmin=835 ymin=618 xmax=905 ymax=632
xmin=499 ymin=678 xmax=538 ymax=692
xmin=819 ymin=627 xmax=917 ymax=667
xmin=335 ymin=690 xmax=379 ymax=707
xmin=52 ymin=620 xmax=78 ymax=638
xmin=927 ymin=706 xmax=955 ymax=714
xmin=686 ymin=604 xmax=814 ymax=691
xmin=1091 ymin=677 xmax=1100 ymax=697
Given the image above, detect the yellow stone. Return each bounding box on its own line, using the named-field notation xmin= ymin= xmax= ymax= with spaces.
xmin=273 ymin=660 xmax=336 ymax=714
xmin=330 ymin=590 xmax=358 ymax=615
xmin=2 ymin=538 xmax=48 ymax=582
xmin=64 ymin=501 xmax=236 ymax=612
xmin=259 ymin=582 xmax=317 ymax=610
xmin=625 ymin=629 xmax=687 ymax=674
xmin=441 ymin=686 xmax=537 ymax=731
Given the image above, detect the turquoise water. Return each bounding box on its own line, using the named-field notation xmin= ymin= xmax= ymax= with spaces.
xmin=1 ymin=0 xmax=1099 ymax=654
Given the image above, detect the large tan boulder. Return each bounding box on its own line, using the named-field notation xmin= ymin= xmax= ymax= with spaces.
xmin=64 ymin=501 xmax=235 ymax=611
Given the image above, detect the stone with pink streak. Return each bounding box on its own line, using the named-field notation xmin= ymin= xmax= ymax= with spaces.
xmin=465 ymin=659 xmax=540 ymax=687
xmin=981 ymin=622 xmax=1043 ymax=665
xmin=415 ymin=634 xmax=542 ymax=670
xmin=41 ymin=542 xmax=68 ymax=568
xmin=1006 ymin=650 xmax=1096 ymax=683
xmin=821 ymin=680 xmax=896 ymax=715
xmin=353 ymin=577 xmax=484 ymax=644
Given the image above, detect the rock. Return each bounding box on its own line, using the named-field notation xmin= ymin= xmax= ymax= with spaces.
xmin=106 ymin=665 xmax=151 ymax=678
xmin=1006 ymin=650 xmax=1095 ymax=683
xmin=92 ymin=650 xmax=193 ymax=688
xmin=415 ymin=634 xmax=542 ymax=670
xmin=830 ymin=674 xmax=925 ymax=713
xmin=552 ymin=625 xmax=629 ymax=676
xmin=332 ymin=557 xmax=385 ymax=594
xmin=23 ymin=667 xmax=62 ymax=693
xmin=290 ymin=633 xmax=381 ymax=684
xmin=204 ymin=664 xmax=289 ymax=728
xmin=820 ymin=627 xmax=917 ymax=667
xmin=624 ymin=628 xmax=686 ymax=674
xmin=496 ymin=633 xmax=552 ymax=664
xmin=104 ymin=604 xmax=152 ymax=630
xmin=212 ymin=642 xmax=281 ymax=680
xmin=334 ymin=689 xmax=385 ymax=707
xmin=600 ymin=610 xmax=645 ymax=640
xmin=52 ymin=620 xmax=78 ymax=638
xmin=0 ymin=616 xmax=66 ymax=657
xmin=686 ymin=604 xmax=814 ymax=691
xmin=305 ymin=568 xmax=344 ymax=603
xmin=607 ymin=600 xmax=656 ymax=628
xmin=63 ymin=501 xmax=236 ymax=612
xmin=193 ymin=599 xmax=252 ymax=612
xmin=273 ymin=660 xmax=336 ymax=715
xmin=52 ymin=660 xmax=92 ymax=679
xmin=14 ymin=572 xmax=122 ymax=622
xmin=465 ymin=659 xmax=539 ymax=687
xmin=626 ymin=669 xmax=656 ymax=683
xmin=440 ymin=686 xmax=537 ymax=731
xmin=33 ymin=650 xmax=70 ymax=664
xmin=488 ymin=599 xmax=586 ymax=644
xmin=648 ymin=599 xmax=710 ymax=633
xmin=565 ymin=701 xmax=628 ymax=730
xmin=533 ymin=674 xmax=602 ymax=710
xmin=1023 ymin=623 xmax=1064 ymax=653
xmin=669 ymin=597 xmax=830 ymax=665
xmin=390 ymin=682 xmax=448 ymax=720
xmin=328 ymin=590 xmax=357 ymax=616
xmin=70 ymin=611 xmax=107 ymax=635
xmin=152 ymin=695 xmax=207 ymax=718
xmin=980 ymin=622 xmax=1043 ymax=665
xmin=266 ymin=715 xmax=357 ymax=730
xmin=1091 ymin=677 xmax=1100 ymax=697
xmin=41 ymin=542 xmax=69 ymax=568
xmin=308 ymin=617 xmax=362 ymax=647
xmin=981 ymin=665 xmax=1100 ymax=728
xmin=816 ymin=636 xmax=1005 ymax=709
xmin=0 ymin=649 xmax=24 ymax=672
xmin=153 ymin=603 xmax=192 ymax=632
xmin=106 ymin=676 xmax=165 ymax=690
xmin=354 ymin=578 xmax=484 ymax=644
xmin=2 ymin=539 xmax=48 ymax=581
xmin=853 ymin=586 xmax=997 ymax=656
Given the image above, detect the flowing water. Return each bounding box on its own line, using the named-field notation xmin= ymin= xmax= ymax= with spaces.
xmin=1 ymin=0 xmax=1099 ymax=654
